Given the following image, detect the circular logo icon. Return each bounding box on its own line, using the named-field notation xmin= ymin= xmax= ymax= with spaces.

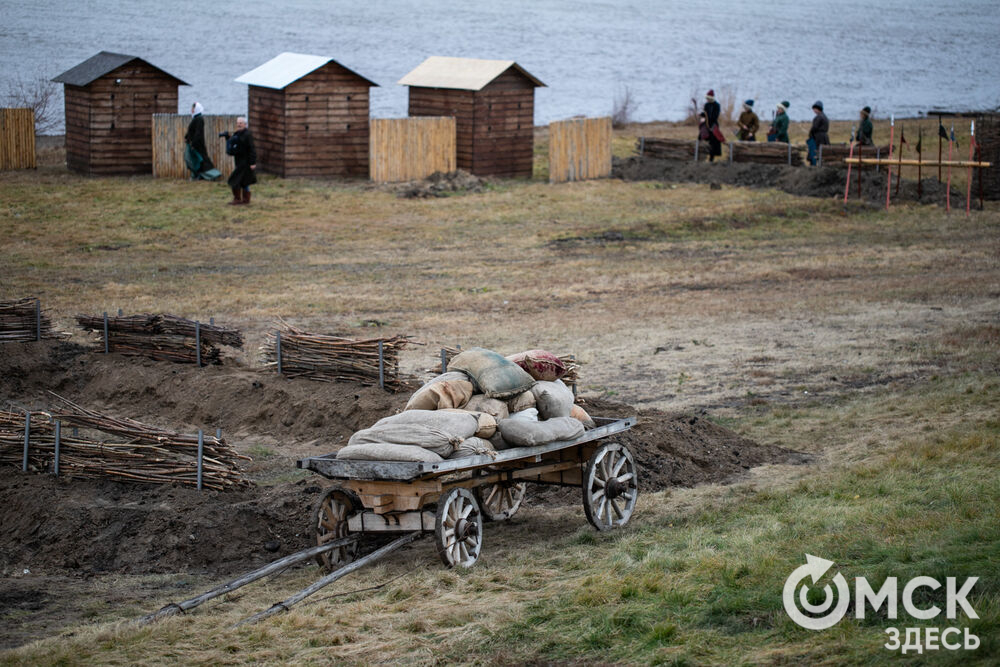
xmin=783 ymin=554 xmax=850 ymax=630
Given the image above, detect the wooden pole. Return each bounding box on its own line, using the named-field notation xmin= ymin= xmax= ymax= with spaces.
xmin=885 ymin=115 xmax=895 ymax=211
xmin=843 ymin=158 xmax=990 ymax=167
xmin=946 ymin=125 xmax=954 ymax=213
xmin=843 ymin=137 xmax=856 ymax=206
xmin=857 ymin=143 xmax=863 ymax=199
xmin=938 ymin=120 xmax=943 ymax=182
xmin=235 ymin=531 xmax=423 ymax=627
xmin=138 ymin=535 xmax=360 ymax=624
xmin=917 ymin=126 xmax=923 ymax=198
xmin=894 ymin=124 xmax=904 ymax=197
xmin=966 ymin=121 xmax=975 ymax=218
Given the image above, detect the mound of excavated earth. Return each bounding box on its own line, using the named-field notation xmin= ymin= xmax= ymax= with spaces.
xmin=1 ymin=341 xmax=806 ymax=577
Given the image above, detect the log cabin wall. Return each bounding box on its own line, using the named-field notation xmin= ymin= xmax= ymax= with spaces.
xmin=473 ymin=70 xmax=534 ymax=178
xmin=64 ymin=61 xmax=178 ymax=175
xmin=282 ymin=63 xmax=371 ymax=177
xmin=407 ymin=69 xmax=535 ymax=178
xmin=248 ymin=86 xmax=286 ymax=175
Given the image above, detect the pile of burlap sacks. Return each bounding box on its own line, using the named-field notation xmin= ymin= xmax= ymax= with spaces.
xmin=336 ymin=347 xmax=596 ymax=462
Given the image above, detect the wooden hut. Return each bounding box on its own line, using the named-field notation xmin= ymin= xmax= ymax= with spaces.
xmin=399 ymin=57 xmax=545 ymax=178
xmin=52 ymin=51 xmax=186 ymax=175
xmin=235 ymin=53 xmax=377 ymax=178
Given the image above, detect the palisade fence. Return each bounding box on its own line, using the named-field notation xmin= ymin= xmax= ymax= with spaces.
xmin=548 ymin=116 xmax=612 ymax=183
xmin=0 ymin=108 xmax=36 ymax=170
xmin=151 ymin=113 xmax=238 ymax=179
xmin=369 ymin=116 xmax=456 ymax=183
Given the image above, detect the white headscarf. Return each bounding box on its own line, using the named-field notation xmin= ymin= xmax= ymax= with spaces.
xmin=192 ymin=102 xmax=204 ymax=117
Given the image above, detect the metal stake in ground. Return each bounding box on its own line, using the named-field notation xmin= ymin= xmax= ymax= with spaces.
xmin=378 ymin=340 xmax=385 ymax=390
xmin=35 ymin=299 xmax=41 ymax=341
xmin=440 ymin=348 xmax=448 ymax=374
xmin=197 ymin=430 xmax=204 ymax=490
xmin=22 ymin=410 xmax=30 ymax=472
xmin=843 ymin=132 xmax=857 ymax=207
xmin=276 ymin=331 xmax=283 ymax=375
xmin=54 ymin=420 xmax=61 ymax=476
xmin=103 ymin=312 xmax=109 ymax=354
xmin=195 ymin=321 xmax=201 ymax=367
xmin=946 ymin=125 xmax=955 ymax=213
xmin=235 ymin=531 xmax=423 ymax=627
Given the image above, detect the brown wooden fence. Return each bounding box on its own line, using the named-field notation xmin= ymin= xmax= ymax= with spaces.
xmin=370 ymin=117 xmax=456 ymax=183
xmin=0 ymin=108 xmax=36 ymax=170
xmin=152 ymin=114 xmax=239 ymax=180
xmin=548 ymin=116 xmax=612 ymax=183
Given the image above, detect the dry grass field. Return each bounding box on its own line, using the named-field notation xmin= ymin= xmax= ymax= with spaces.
xmin=1 ymin=120 xmax=998 ymax=664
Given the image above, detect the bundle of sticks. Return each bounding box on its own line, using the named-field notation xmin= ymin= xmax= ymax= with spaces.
xmin=261 ymin=322 xmax=412 ymax=390
xmin=637 ymin=137 xmax=710 ymax=161
xmin=817 ymin=144 xmax=891 ymax=165
xmin=0 ymin=297 xmax=68 ymax=342
xmin=0 ymin=395 xmax=251 ymax=491
xmin=75 ymin=313 xmax=243 ymax=364
xmin=730 ymin=142 xmax=804 ymax=166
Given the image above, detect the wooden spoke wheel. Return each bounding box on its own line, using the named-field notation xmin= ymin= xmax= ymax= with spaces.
xmin=313 ymin=486 xmax=360 ymax=572
xmin=475 ymin=481 xmax=527 ymax=522
xmin=435 ymin=488 xmax=483 ymax=568
xmin=582 ymin=442 xmax=638 ymax=531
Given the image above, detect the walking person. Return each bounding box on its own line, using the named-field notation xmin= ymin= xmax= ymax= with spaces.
xmin=736 ymin=99 xmax=760 ymax=141
xmin=184 ymin=102 xmax=219 ymax=180
xmin=857 ymin=106 xmax=874 ymax=145
xmin=703 ymin=89 xmax=723 ymax=161
xmin=807 ymin=100 xmax=830 ymax=165
xmin=220 ymin=116 xmax=256 ymax=205
xmin=769 ymin=101 xmax=790 ymax=143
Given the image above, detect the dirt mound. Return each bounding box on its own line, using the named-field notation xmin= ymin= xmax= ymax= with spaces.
xmin=1 ymin=341 xmax=805 ymax=577
xmin=0 ymin=472 xmax=316 ymax=576
xmin=395 ymin=169 xmax=488 ymax=198
xmin=613 ymin=156 xmax=966 ymax=205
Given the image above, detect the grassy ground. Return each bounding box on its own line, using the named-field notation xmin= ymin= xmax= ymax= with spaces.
xmin=2 ymin=126 xmax=999 ymax=664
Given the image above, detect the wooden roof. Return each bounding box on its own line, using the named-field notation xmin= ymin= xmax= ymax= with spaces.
xmin=235 ymin=52 xmax=378 ymax=90
xmin=398 ymin=56 xmax=545 ymax=91
xmin=52 ymin=51 xmax=188 ymax=87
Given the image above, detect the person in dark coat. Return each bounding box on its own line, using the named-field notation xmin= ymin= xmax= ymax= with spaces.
xmin=703 ymin=89 xmax=723 ymax=161
xmin=857 ymin=106 xmax=874 ymax=145
xmin=184 ymin=102 xmax=215 ymax=178
xmin=807 ymin=100 xmax=830 ymax=165
xmin=220 ymin=117 xmax=257 ymax=205
xmin=736 ymin=99 xmax=760 ymax=141
xmin=769 ymin=101 xmax=790 ymax=142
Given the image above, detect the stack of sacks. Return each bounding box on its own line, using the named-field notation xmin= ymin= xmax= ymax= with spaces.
xmin=336 ymin=347 xmax=596 ymax=462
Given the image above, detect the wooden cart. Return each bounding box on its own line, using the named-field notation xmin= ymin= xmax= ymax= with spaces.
xmin=297 ymin=416 xmax=638 ymax=569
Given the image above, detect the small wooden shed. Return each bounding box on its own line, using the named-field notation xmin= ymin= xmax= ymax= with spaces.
xmin=52 ymin=51 xmax=186 ymax=175
xmin=235 ymin=53 xmax=378 ymax=178
xmin=399 ymin=57 xmax=545 ymax=178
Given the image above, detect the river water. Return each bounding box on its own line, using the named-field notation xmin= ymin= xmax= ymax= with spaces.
xmin=2 ymin=0 xmax=998 ymax=133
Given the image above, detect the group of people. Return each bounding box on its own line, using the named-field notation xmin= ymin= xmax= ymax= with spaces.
xmin=184 ymin=103 xmax=257 ymax=205
xmin=697 ymin=90 xmax=875 ymax=166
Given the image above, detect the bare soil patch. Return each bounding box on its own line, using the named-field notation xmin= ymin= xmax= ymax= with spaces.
xmin=613 ymin=156 xmax=966 ymax=205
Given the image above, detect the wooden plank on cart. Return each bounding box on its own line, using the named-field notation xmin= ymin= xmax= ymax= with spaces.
xmin=298 ymin=416 xmax=636 ymax=481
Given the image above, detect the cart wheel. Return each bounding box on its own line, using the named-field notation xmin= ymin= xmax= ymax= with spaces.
xmin=583 ymin=442 xmax=638 ymax=531
xmin=475 ymin=481 xmax=527 ymax=522
xmin=313 ymin=486 xmax=360 ymax=571
xmin=435 ymin=488 xmax=483 ymax=568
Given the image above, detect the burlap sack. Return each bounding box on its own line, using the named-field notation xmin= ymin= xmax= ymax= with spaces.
xmin=531 ymin=380 xmax=575 ymax=419
xmin=465 ymin=395 xmax=510 ymax=421
xmin=507 ymin=390 xmax=535 ymax=413
xmin=348 ymin=410 xmax=478 ymax=457
xmin=449 ymin=347 xmax=535 ymax=399
xmin=404 ymin=372 xmax=474 ymax=411
xmin=497 ymin=416 xmax=584 ymax=447
xmin=448 ymin=436 xmax=497 ymax=459
xmin=442 ymin=408 xmax=498 ymax=439
xmin=336 ymin=443 xmax=444 ymax=462
xmin=570 ymin=404 xmax=596 ymax=429
xmin=507 ymin=349 xmax=567 ymax=381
